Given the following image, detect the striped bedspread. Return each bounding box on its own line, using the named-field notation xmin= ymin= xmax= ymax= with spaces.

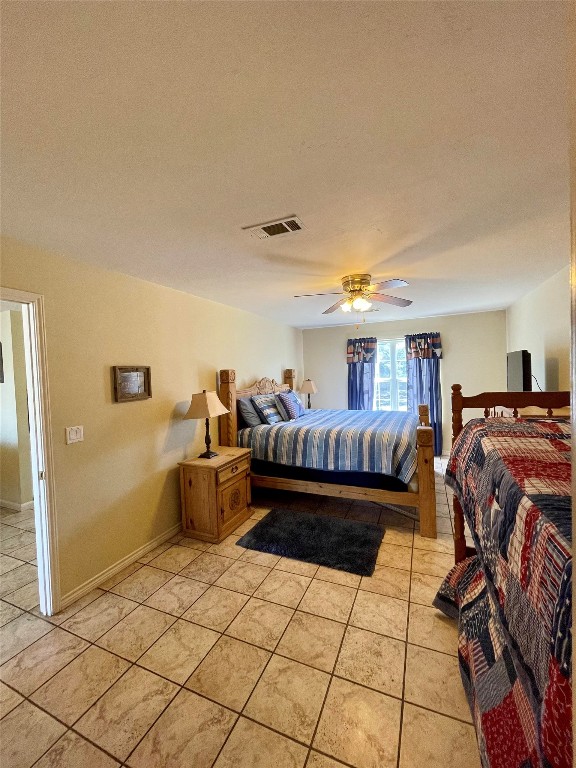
xmin=237 ymin=408 xmax=418 ymax=483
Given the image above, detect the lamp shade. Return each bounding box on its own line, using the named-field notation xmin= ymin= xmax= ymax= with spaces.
xmin=184 ymin=390 xmax=229 ymax=420
xmin=300 ymin=379 xmax=318 ymax=395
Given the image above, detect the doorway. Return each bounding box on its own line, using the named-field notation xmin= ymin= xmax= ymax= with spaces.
xmin=0 ymin=288 xmax=58 ymax=615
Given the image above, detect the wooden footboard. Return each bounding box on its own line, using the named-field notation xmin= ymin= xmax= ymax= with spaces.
xmin=218 ymin=369 xmax=437 ymax=538
xmin=450 ymin=383 xmax=570 ymax=562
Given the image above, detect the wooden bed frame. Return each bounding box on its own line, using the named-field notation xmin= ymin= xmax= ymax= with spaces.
xmin=218 ymin=369 xmax=437 ymax=538
xmin=451 ymin=383 xmax=571 ymax=562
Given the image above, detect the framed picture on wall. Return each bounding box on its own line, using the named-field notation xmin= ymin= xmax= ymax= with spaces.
xmin=112 ymin=366 xmax=151 ymax=402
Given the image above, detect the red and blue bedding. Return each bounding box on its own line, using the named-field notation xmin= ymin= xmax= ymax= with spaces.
xmin=435 ymin=417 xmax=571 ymax=767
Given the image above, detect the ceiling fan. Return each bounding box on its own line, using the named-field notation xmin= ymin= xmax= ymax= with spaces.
xmin=294 ymin=273 xmax=413 ymax=315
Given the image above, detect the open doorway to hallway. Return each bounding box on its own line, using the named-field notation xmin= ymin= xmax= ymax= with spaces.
xmin=0 ymin=302 xmax=39 ymax=612
xmin=0 ymin=288 xmax=58 ymax=617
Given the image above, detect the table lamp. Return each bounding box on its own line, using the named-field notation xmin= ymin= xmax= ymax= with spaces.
xmin=300 ymin=379 xmax=318 ymax=409
xmin=184 ymin=390 xmax=229 ymax=458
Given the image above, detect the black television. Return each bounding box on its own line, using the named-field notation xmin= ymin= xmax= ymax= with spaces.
xmin=507 ymin=350 xmax=532 ymax=392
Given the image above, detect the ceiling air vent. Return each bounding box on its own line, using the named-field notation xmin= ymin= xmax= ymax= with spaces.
xmin=243 ymin=216 xmax=305 ymax=239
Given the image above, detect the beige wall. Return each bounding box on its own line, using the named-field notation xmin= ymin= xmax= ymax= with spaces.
xmin=302 ymin=310 xmax=508 ymax=452
xmin=12 ymin=310 xmax=34 ymax=505
xmin=0 ymin=310 xmax=20 ymax=505
xmin=506 ymin=266 xmax=570 ymax=391
xmin=0 ymin=309 xmax=33 ymax=508
xmin=1 ymin=237 xmax=303 ymax=598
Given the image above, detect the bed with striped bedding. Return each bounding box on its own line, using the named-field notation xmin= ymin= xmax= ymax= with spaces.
xmin=218 ymin=369 xmax=437 ymax=538
xmin=237 ymin=408 xmax=418 ymax=484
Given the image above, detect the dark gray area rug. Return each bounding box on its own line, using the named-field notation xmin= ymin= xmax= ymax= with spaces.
xmin=237 ymin=508 xmax=384 ymax=576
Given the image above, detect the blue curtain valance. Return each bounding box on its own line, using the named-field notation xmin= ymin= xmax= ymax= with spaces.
xmin=346 ymin=337 xmax=377 ymax=365
xmin=405 ymin=332 xmax=442 ymax=361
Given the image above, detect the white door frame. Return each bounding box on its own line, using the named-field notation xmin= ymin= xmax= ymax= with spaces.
xmin=0 ymin=287 xmax=60 ymax=615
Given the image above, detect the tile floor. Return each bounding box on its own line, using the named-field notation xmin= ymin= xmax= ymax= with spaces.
xmin=0 ymin=459 xmax=481 ymax=768
xmin=0 ymin=507 xmax=39 ymax=615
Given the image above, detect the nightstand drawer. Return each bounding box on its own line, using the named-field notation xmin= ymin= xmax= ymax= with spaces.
xmin=217 ymin=457 xmax=250 ymax=486
xmin=219 ymin=475 xmax=250 ymax=526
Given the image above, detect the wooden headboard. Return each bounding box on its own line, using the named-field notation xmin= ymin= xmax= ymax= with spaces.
xmin=451 ymin=383 xmax=570 ymax=443
xmin=218 ymin=369 xmax=296 ymax=447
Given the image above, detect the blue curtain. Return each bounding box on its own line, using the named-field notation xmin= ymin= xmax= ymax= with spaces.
xmin=405 ymin=332 xmax=443 ymax=455
xmin=347 ymin=337 xmax=376 ymax=410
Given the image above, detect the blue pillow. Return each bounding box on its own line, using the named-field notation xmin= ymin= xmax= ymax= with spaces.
xmin=275 ymin=394 xmax=290 ymax=422
xmin=277 ymin=390 xmax=305 ymax=420
xmin=251 ymin=394 xmax=284 ymax=425
xmin=237 ymin=397 xmax=262 ymax=427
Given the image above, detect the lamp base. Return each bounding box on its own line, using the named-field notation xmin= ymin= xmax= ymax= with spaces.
xmin=198 ymin=449 xmax=218 ymax=459
xmin=199 ymin=416 xmax=218 ymax=458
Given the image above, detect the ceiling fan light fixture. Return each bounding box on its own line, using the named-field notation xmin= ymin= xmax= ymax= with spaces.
xmin=296 ymin=272 xmax=411 ymax=315
xmin=352 ymin=296 xmax=372 ymax=311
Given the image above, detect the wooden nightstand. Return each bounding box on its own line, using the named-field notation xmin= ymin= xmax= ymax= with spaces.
xmin=178 ymin=447 xmax=251 ymax=543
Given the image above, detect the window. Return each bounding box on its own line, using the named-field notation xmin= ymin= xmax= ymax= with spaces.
xmin=374 ymin=339 xmax=407 ymax=411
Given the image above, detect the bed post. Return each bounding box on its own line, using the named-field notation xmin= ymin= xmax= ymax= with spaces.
xmin=416 ymin=420 xmax=436 ymax=538
xmin=451 ymin=383 xmax=463 ymax=442
xmin=451 ymin=383 xmax=467 ymax=562
xmin=284 ymin=369 xmax=296 ymax=390
xmin=218 ymin=369 xmax=237 ymax=447
xmin=418 ymin=404 xmax=430 ymax=426
xmin=453 ymin=498 xmax=468 ymax=563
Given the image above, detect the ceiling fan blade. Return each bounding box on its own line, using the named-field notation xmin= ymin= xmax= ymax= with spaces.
xmin=322 ymin=298 xmax=348 ymax=314
xmin=369 ymin=279 xmax=409 ymax=291
xmin=293 ymin=291 xmax=343 ymax=298
xmin=370 ymin=293 xmax=413 ymax=307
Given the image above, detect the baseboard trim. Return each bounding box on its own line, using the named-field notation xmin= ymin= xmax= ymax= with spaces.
xmin=59 ymin=523 xmax=182 ymax=612
xmin=0 ymin=499 xmax=34 ymax=513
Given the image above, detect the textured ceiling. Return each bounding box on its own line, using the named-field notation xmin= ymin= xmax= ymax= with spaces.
xmin=1 ymin=1 xmax=570 ymax=328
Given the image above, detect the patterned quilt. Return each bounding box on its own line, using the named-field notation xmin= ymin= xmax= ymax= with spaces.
xmin=435 ymin=417 xmax=572 ymax=768
xmin=237 ymin=408 xmax=418 ymax=483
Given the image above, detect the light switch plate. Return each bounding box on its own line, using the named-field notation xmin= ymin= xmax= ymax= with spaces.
xmin=65 ymin=426 xmax=84 ymax=444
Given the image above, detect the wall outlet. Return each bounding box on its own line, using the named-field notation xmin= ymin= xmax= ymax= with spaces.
xmin=65 ymin=426 xmax=84 ymax=444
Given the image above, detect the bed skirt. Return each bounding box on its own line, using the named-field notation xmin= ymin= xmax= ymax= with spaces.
xmin=250 ymin=459 xmax=409 ymax=492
